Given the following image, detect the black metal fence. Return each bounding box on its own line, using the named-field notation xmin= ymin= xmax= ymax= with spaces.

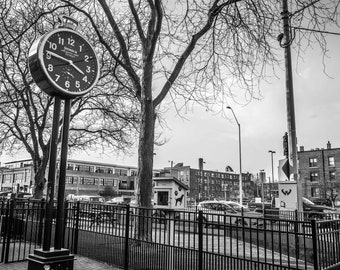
xmin=1 ymin=198 xmax=340 ymax=270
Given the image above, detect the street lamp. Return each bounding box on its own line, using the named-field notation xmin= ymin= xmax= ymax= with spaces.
xmin=168 ymin=160 xmax=174 ymax=176
xmin=227 ymin=106 xmax=243 ymax=206
xmin=268 ymin=150 xmax=276 ymax=198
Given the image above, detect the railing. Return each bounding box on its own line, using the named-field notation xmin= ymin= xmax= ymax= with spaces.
xmin=1 ymin=199 xmax=340 ymax=269
xmin=0 ymin=199 xmax=46 ymax=263
xmin=64 ymin=202 xmax=340 ymax=270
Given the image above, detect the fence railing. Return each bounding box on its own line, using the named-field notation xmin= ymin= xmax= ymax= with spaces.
xmin=1 ymin=198 xmax=340 ymax=270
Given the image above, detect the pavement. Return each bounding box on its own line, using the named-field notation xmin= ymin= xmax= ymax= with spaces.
xmin=0 ymin=255 xmax=122 ymax=270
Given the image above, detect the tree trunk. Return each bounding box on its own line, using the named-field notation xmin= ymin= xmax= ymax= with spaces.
xmin=135 ymin=88 xmax=156 ymax=241
xmin=32 ymin=157 xmax=48 ymax=199
xmin=34 ymin=170 xmax=46 ymax=199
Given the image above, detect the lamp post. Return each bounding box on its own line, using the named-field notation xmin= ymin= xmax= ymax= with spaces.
xmin=227 ymin=106 xmax=243 ymax=206
xmin=268 ymin=150 xmax=276 ymax=199
xmin=260 ymin=169 xmax=265 ymax=212
xmin=168 ymin=160 xmax=174 ymax=176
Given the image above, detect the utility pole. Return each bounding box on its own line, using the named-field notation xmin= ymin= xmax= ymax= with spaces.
xmin=279 ymin=0 xmax=303 ymax=211
xmin=268 ymin=150 xmax=276 ymax=198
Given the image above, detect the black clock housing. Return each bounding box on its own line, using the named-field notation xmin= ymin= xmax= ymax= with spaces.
xmin=29 ymin=27 xmax=99 ymax=99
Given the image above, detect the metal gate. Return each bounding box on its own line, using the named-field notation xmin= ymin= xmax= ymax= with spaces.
xmin=0 ymin=199 xmax=44 ymax=263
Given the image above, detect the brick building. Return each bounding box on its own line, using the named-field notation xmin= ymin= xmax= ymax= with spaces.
xmin=1 ymin=159 xmax=256 ymax=202
xmin=298 ymin=141 xmax=340 ymax=202
xmin=157 ymin=162 xmax=255 ymax=202
xmin=0 ymin=159 xmax=137 ymax=197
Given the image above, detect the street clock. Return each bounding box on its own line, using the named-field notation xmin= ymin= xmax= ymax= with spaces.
xmin=29 ymin=16 xmax=100 ymax=99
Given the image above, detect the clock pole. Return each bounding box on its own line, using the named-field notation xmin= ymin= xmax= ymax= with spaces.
xmin=54 ymin=98 xmax=71 ymax=250
xmin=42 ymin=96 xmax=61 ymax=252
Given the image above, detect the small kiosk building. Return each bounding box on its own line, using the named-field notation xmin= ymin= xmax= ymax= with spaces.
xmin=153 ymin=177 xmax=189 ymax=210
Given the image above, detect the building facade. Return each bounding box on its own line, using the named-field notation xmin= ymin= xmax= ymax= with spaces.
xmin=298 ymin=141 xmax=340 ymax=201
xmin=0 ymin=159 xmax=137 ymax=197
xmin=157 ymin=163 xmax=255 ymax=202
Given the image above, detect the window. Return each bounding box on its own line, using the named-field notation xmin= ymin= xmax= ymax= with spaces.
xmin=66 ymin=176 xmax=74 ymax=184
xmin=103 ymin=179 xmax=114 ymax=186
xmin=310 ymin=172 xmax=318 ymax=181
xmin=83 ymin=177 xmax=95 ymax=185
xmin=115 ymin=169 xmax=128 ymax=176
xmin=157 ymin=191 xmax=169 ymax=206
xmin=330 ymin=171 xmax=336 ymax=181
xmin=328 ymin=156 xmax=335 ymax=167
xmin=311 ymin=187 xmax=320 ymax=197
xmin=67 ymin=164 xmax=74 ymax=170
xmin=309 ymin=158 xmax=317 ymax=167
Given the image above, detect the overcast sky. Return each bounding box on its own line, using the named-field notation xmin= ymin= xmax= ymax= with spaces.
xmin=71 ymin=33 xmax=340 ymax=183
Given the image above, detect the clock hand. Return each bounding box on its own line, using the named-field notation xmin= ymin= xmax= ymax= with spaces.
xmin=46 ymin=50 xmax=84 ymax=75
xmin=69 ymin=60 xmax=85 ymax=75
xmin=46 ymin=50 xmax=70 ymax=64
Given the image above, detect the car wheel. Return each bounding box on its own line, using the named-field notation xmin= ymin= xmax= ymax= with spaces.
xmin=308 ymin=213 xmax=323 ymax=220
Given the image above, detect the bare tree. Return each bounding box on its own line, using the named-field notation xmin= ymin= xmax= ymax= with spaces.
xmin=0 ymin=1 xmax=139 ymax=198
xmin=2 ymin=0 xmax=339 ymax=240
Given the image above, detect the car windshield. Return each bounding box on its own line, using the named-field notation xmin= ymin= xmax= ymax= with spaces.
xmin=220 ymin=201 xmax=250 ymax=212
xmin=302 ymin=197 xmax=314 ymax=205
xmin=228 ymin=203 xmax=250 ymax=212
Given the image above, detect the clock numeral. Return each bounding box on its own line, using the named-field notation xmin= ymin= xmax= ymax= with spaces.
xmin=86 ymin=66 xmax=91 ymax=73
xmin=75 ymin=81 xmax=80 ymax=88
xmin=58 ymin=38 xmax=64 ymax=45
xmin=83 ymin=76 xmax=88 ymax=82
xmin=65 ymin=81 xmax=70 ymax=88
xmin=68 ymin=38 xmax=75 ymax=46
xmin=84 ymin=55 xmax=89 ymax=62
xmin=46 ymin=52 xmax=51 ymax=60
xmin=55 ymin=74 xmax=60 ymax=82
xmin=48 ymin=64 xmax=53 ymax=72
xmin=79 ymin=45 xmax=84 ymax=52
xmin=49 ymin=42 xmax=57 ymax=50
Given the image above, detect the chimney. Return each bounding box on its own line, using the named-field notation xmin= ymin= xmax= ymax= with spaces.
xmin=327 ymin=141 xmax=331 ymax=150
xmin=299 ymin=146 xmax=304 ymax=152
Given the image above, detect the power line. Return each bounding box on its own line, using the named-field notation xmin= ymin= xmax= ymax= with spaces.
xmin=290 ymin=0 xmax=321 ymax=17
xmin=291 ymin=26 xmax=340 ymax=36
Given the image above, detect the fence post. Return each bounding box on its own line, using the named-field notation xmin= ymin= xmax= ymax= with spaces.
xmin=198 ymin=210 xmax=203 ymax=270
xmin=311 ymin=219 xmax=319 ymax=270
xmin=37 ymin=199 xmax=45 ymax=246
xmin=63 ymin=200 xmax=68 ymax=248
xmin=124 ymin=204 xmax=130 ymax=270
xmin=4 ymin=198 xmax=15 ymax=263
xmin=73 ymin=201 xmax=80 ymax=254
xmin=294 ymin=209 xmax=300 ymax=260
xmin=0 ymin=200 xmax=10 ymax=263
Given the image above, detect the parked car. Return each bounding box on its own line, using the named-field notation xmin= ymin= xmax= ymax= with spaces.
xmin=302 ymin=197 xmax=337 ymax=220
xmin=67 ymin=194 xmax=105 ymax=203
xmin=220 ymin=200 xmax=250 ymax=212
xmin=310 ymin=197 xmax=333 ymax=207
xmin=105 ymin=197 xmax=132 ymax=205
xmin=197 ymin=200 xmax=263 ymax=227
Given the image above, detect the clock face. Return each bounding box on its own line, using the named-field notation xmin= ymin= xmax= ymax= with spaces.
xmin=35 ymin=28 xmax=99 ymax=98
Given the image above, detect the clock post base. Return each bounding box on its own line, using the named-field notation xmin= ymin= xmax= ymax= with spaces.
xmin=27 ymin=248 xmax=74 ymax=270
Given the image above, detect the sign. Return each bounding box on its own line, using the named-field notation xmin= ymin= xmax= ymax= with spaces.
xmin=278 ymin=158 xmax=293 ymax=181
xmin=278 ymin=181 xmax=297 ymax=210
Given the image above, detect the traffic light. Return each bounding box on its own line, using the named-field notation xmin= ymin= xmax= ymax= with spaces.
xmin=283 ymin=132 xmax=288 ymax=158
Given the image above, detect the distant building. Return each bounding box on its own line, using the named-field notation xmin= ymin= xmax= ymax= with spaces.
xmin=156 ymin=162 xmax=255 ymax=201
xmin=298 ymin=141 xmax=340 ymax=201
xmin=1 ymin=159 xmax=257 ymax=202
xmin=0 ymin=159 xmax=138 ymax=197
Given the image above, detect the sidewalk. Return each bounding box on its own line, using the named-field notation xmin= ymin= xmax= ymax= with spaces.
xmin=0 ymin=255 xmax=122 ymax=270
